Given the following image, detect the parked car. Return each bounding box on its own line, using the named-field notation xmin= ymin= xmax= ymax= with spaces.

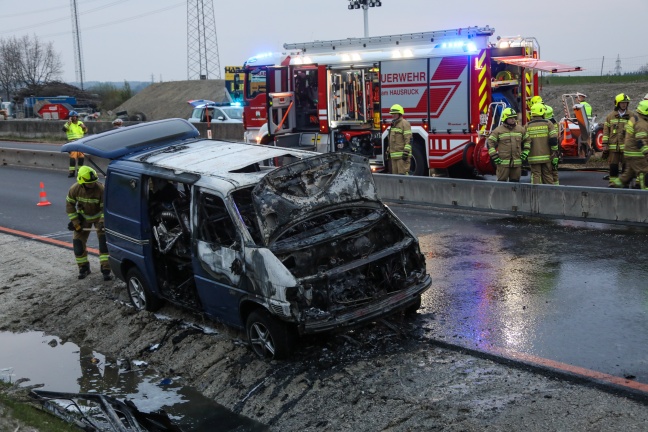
xmin=61 ymin=119 xmax=431 ymax=359
xmin=187 ymin=101 xmax=243 ymax=124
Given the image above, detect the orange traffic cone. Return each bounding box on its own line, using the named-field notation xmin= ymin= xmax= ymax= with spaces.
xmin=37 ymin=181 xmax=51 ymax=206
xmin=561 ymin=121 xmax=577 ymax=156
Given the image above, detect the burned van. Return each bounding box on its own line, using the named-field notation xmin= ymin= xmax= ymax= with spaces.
xmin=62 ymin=119 xmax=431 ymax=359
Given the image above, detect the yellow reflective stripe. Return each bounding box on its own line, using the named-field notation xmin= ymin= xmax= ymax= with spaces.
xmin=403 ymin=131 xmax=412 ymax=135
xmin=624 ymin=151 xmax=644 ymax=157
xmin=392 ymin=128 xmax=403 ymax=132
xmin=636 ymin=132 xmax=648 ymax=138
xmin=99 ymin=254 xmax=109 ymax=262
xmin=528 ymin=155 xmax=551 ymax=163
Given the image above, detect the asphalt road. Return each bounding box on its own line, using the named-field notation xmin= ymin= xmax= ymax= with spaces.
xmin=1 ymin=162 xmax=648 ymax=392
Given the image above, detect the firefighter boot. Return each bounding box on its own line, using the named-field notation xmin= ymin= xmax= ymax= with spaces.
xmin=101 ymin=269 xmax=113 ymax=281
xmin=78 ymin=265 xmax=91 ymax=279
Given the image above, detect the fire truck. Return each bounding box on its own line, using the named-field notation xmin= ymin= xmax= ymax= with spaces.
xmin=242 ymin=26 xmax=583 ymax=177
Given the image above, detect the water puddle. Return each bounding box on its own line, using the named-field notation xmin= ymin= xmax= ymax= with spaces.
xmin=0 ymin=331 xmax=267 ymax=431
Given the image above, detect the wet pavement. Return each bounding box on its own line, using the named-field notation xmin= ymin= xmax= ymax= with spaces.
xmin=392 ymin=205 xmax=648 ymax=384
xmin=2 ymin=164 xmax=648 ymax=389
xmin=0 ymin=331 xmax=267 ymax=431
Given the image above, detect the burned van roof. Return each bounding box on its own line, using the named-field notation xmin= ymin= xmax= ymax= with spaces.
xmin=62 ymin=118 xmax=200 ymax=159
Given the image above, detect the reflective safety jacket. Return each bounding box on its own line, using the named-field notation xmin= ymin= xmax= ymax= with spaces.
xmin=523 ymin=117 xmax=558 ymax=164
xmin=487 ymin=123 xmax=525 ymax=167
xmin=66 ymin=182 xmax=105 ymax=224
xmin=388 ymin=116 xmax=412 ymax=159
xmin=581 ymin=101 xmax=593 ymax=118
xmin=624 ymin=113 xmax=648 ymax=159
xmin=603 ymin=109 xmax=634 ymax=152
xmin=63 ymin=120 xmax=86 ymax=141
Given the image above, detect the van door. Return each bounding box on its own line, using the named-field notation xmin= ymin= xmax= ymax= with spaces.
xmin=192 ymin=189 xmax=246 ymax=327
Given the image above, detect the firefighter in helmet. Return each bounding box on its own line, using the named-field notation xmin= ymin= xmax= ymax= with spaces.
xmin=602 ymin=93 xmax=633 ymax=186
xmin=610 ymin=100 xmax=648 ymax=189
xmin=387 ymin=104 xmax=412 ymax=175
xmin=487 ymin=107 xmax=525 ymax=182
xmin=529 ymin=95 xmax=543 ymax=108
xmin=543 ymin=104 xmax=560 ymax=185
xmin=576 ymin=92 xmax=592 ymax=120
xmin=66 ymin=166 xmax=112 ymax=281
xmin=522 ymin=103 xmax=558 ymax=184
xmin=62 ymin=110 xmax=88 ymax=178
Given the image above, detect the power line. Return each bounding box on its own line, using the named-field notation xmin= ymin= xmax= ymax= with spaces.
xmin=0 ymin=0 xmax=176 ymax=36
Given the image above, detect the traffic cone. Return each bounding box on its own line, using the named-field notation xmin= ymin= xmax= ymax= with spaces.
xmin=561 ymin=121 xmax=577 ymax=156
xmin=37 ymin=182 xmax=51 ymax=206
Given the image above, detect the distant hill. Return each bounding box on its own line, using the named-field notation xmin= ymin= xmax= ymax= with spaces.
xmin=112 ymin=79 xmax=229 ymax=121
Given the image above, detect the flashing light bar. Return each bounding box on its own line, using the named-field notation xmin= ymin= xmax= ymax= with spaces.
xmin=434 ymin=40 xmax=478 ymax=53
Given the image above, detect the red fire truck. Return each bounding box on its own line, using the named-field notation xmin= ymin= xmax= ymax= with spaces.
xmin=242 ymin=26 xmax=582 ymax=177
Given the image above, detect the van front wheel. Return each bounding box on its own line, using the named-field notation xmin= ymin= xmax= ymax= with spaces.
xmin=246 ymin=309 xmax=294 ymax=360
xmin=126 ymin=268 xmax=162 ymax=312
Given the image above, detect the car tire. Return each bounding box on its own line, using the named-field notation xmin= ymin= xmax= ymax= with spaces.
xmin=462 ymin=141 xmax=476 ymax=169
xmin=404 ymin=295 xmax=422 ymax=316
xmin=126 ymin=268 xmax=162 ymax=312
xmin=246 ymin=309 xmax=294 ymax=360
xmin=129 ymin=112 xmax=147 ymax=122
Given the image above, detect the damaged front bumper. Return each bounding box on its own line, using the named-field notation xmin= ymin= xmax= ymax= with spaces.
xmin=300 ymin=274 xmax=431 ymax=334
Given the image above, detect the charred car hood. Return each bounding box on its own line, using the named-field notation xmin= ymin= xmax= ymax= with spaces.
xmin=252 ymin=153 xmax=377 ymax=245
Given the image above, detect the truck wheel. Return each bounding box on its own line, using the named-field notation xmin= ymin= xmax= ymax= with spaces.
xmin=246 ymin=309 xmax=294 ymax=360
xmin=408 ymin=143 xmax=429 ymax=176
xmin=592 ymin=126 xmax=604 ymax=152
xmin=462 ymin=141 xmax=476 ymax=169
xmin=126 ymin=268 xmax=162 ymax=312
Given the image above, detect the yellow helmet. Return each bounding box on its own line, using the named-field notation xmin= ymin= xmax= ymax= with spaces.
xmin=636 ymin=100 xmax=648 ymax=116
xmin=543 ymin=104 xmax=554 ymax=119
xmin=615 ymin=93 xmax=630 ymax=107
xmin=501 ymin=107 xmax=517 ymax=122
xmin=529 ymin=95 xmax=543 ymax=107
xmin=77 ymin=166 xmax=98 ymax=185
xmin=389 ymin=104 xmax=404 ymax=115
xmin=530 ymin=103 xmax=546 ymax=117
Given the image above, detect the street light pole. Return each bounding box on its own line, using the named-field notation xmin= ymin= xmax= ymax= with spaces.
xmin=347 ymin=0 xmax=382 ymax=38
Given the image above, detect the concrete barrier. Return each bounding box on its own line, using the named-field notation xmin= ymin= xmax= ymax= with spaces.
xmin=374 ymin=174 xmax=648 ymax=226
xmin=1 ymin=148 xmax=109 ymax=173
xmin=2 ymin=146 xmax=646 ymax=226
xmin=0 ymin=120 xmax=244 ymax=142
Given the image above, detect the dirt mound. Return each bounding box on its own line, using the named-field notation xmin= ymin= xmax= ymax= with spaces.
xmin=114 ymin=79 xmax=230 ymax=121
xmin=542 ymin=82 xmax=648 ymax=122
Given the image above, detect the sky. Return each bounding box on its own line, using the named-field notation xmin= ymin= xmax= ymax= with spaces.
xmin=1 ymin=0 xmax=647 ymax=84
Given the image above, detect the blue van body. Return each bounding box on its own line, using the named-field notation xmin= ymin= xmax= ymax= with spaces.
xmin=62 ymin=119 xmax=432 ymax=358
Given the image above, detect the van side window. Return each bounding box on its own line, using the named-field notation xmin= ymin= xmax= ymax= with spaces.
xmin=197 ymin=193 xmax=237 ymax=247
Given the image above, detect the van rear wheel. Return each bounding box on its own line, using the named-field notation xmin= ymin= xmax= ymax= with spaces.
xmin=126 ymin=268 xmax=162 ymax=312
xmin=246 ymin=309 xmax=294 ymax=360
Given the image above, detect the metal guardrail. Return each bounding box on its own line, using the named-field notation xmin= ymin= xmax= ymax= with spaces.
xmin=2 ymin=148 xmax=646 ymax=226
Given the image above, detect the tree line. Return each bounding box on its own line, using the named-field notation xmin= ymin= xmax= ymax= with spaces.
xmin=0 ymin=35 xmax=134 ymax=111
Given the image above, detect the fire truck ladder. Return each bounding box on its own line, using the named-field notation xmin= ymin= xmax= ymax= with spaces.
xmin=284 ymin=26 xmax=495 ymax=53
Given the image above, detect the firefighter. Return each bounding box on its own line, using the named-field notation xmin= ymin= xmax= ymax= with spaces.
xmin=529 ymin=95 xmax=543 ymax=107
xmin=487 ymin=107 xmax=524 ymax=182
xmin=522 ymin=103 xmax=558 ymax=185
xmin=543 ymin=104 xmax=560 ymax=185
xmin=387 ymin=104 xmax=412 ymax=175
xmin=576 ymin=93 xmax=592 ymax=120
xmin=63 ymin=110 xmax=88 ymax=178
xmin=66 ymin=166 xmax=112 ymax=281
xmin=610 ymin=100 xmax=648 ymax=189
xmin=602 ymin=93 xmax=633 ymax=187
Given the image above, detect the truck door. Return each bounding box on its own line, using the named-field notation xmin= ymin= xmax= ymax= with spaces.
xmin=267 ymin=66 xmax=295 ymax=135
